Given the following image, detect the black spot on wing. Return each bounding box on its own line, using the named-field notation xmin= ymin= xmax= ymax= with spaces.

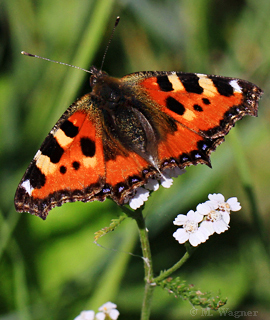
xmin=178 ymin=73 xmax=203 ymax=94
xmin=72 ymin=161 xmax=80 ymax=170
xmin=80 ymin=137 xmax=95 ymax=157
xmin=60 ymin=120 xmax=79 ymax=138
xmin=202 ymin=98 xmax=210 ymax=105
xmin=166 ymin=96 xmax=185 ymax=115
xmin=41 ymin=134 xmax=64 ymax=163
xmin=156 ymin=75 xmax=173 ymax=92
xmin=193 ymin=104 xmax=203 ymax=112
xmin=60 ymin=165 xmax=67 ymax=174
xmin=208 ymin=76 xmax=233 ymax=97
xmin=25 ymin=162 xmax=46 ymax=189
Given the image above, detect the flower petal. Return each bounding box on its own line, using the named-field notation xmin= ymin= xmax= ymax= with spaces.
xmin=208 ymin=193 xmax=225 ymax=203
xmin=200 ymin=221 xmax=215 ymax=236
xmin=196 ymin=228 xmax=209 ymax=242
xmin=222 ymin=211 xmax=230 ymax=225
xmin=213 ymin=220 xmax=229 ymax=234
xmin=173 ymin=228 xmax=189 ymax=244
xmin=160 ymin=175 xmax=173 ymax=188
xmin=129 ymin=188 xmax=149 ymax=209
xmin=95 ymin=312 xmax=105 ymax=320
xmin=173 ymin=214 xmax=188 ymax=226
xmin=109 ymin=309 xmax=120 ymax=320
xmin=74 ymin=310 xmax=95 ymax=320
xmin=227 ymin=197 xmax=241 ymax=211
xmin=98 ymin=302 xmax=117 ymax=311
xmin=196 ymin=202 xmax=212 ymax=215
xmin=187 ymin=210 xmax=203 ymax=223
xmin=189 ymin=234 xmax=200 ymax=246
xmin=205 ymin=199 xmax=219 ymax=210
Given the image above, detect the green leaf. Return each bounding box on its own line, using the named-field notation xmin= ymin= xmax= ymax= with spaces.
xmin=158 ymin=276 xmax=227 ymax=310
xmin=94 ymin=215 xmax=127 ymax=243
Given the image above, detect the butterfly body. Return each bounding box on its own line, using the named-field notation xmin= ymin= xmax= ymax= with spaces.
xmin=15 ymin=66 xmax=262 ymax=219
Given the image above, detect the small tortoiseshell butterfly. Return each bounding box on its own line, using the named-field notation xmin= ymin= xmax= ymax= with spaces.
xmin=14 ymin=23 xmax=263 ymax=220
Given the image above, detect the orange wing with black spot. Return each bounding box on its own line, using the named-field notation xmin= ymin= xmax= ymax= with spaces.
xmin=124 ymin=71 xmax=261 ymax=167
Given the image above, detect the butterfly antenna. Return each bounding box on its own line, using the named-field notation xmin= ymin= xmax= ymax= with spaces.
xmin=20 ymin=51 xmax=92 ymax=74
xmin=100 ymin=16 xmax=120 ymax=71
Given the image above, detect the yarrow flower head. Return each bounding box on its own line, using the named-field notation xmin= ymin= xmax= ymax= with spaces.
xmin=128 ymin=167 xmax=186 ymax=210
xmin=74 ymin=302 xmax=119 ymax=320
xmin=173 ymin=193 xmax=241 ymax=246
xmin=173 ymin=210 xmax=211 ymax=246
xmin=96 ymin=302 xmax=120 ymax=320
xmin=208 ymin=193 xmax=241 ymax=212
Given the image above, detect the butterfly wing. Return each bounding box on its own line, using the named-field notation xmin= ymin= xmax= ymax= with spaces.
xmin=15 ymin=94 xmax=107 ymax=219
xmin=122 ymin=71 xmax=262 ymax=168
xmin=15 ymin=92 xmax=155 ymax=219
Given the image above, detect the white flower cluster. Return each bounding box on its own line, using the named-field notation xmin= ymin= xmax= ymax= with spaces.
xmin=74 ymin=302 xmax=119 ymax=320
xmin=128 ymin=167 xmax=185 ymax=210
xmin=173 ymin=193 xmax=241 ymax=247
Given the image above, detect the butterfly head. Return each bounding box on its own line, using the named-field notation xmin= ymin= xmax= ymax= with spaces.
xmin=89 ymin=66 xmax=108 ymax=87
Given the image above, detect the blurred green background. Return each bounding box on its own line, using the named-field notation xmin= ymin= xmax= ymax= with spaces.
xmin=1 ymin=0 xmax=270 ymax=319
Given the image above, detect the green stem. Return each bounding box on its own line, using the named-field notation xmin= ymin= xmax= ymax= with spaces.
xmin=131 ymin=208 xmax=155 ymax=320
xmin=124 ymin=206 xmax=197 ymax=319
xmin=154 ymin=244 xmax=195 ymax=283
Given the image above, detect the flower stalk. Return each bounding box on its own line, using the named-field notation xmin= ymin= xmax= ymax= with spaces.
xmin=133 ymin=208 xmax=155 ymax=320
xmin=132 ymin=208 xmax=196 ymax=319
xmin=154 ymin=244 xmax=195 ymax=284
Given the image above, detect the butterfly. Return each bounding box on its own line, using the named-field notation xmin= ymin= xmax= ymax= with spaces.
xmin=14 ymin=60 xmax=263 ymax=219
